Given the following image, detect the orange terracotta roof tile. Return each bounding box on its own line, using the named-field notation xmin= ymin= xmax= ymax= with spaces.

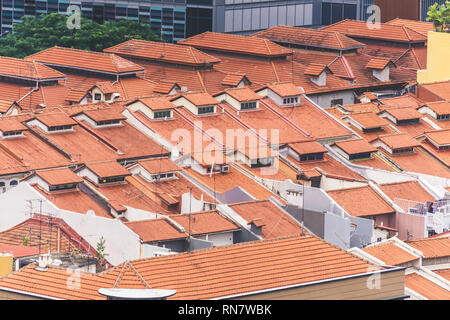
xmin=420 ymin=129 xmax=450 ymax=146
xmin=289 ymin=140 xmax=327 ymax=155
xmin=0 ymin=245 xmax=40 ymax=258
xmin=32 ymin=167 xmax=83 ymax=186
xmin=253 ymin=25 xmax=365 ymax=50
xmin=405 ymin=273 xmax=450 ymax=300
xmin=65 ymin=89 xmax=87 ymax=103
xmin=434 ymin=268 xmax=450 ymax=281
xmin=221 ymin=73 xmax=248 ymax=86
xmin=386 ymin=18 xmax=434 ymax=36
xmin=380 ymin=94 xmax=425 ymax=109
xmin=406 ymin=238 xmax=450 ymax=258
xmin=333 ymin=138 xmax=378 ymax=155
xmin=94 ymin=81 xmax=116 ymax=94
xmin=125 ymin=218 xmax=187 ymax=242
xmin=178 ymin=31 xmax=293 ymax=58
xmin=25 ymin=46 xmax=145 ymax=75
xmin=76 ymin=108 xmax=127 ymax=122
xmin=423 ymin=101 xmax=450 ymax=116
xmin=33 ymin=113 xmax=77 ymax=127
xmin=419 ymin=81 xmax=450 ymax=101
xmin=104 ymin=39 xmax=221 ymax=66
xmin=129 ymin=95 xmax=176 ymax=111
xmin=365 ymin=58 xmax=393 ymax=70
xmin=132 ymin=157 xmax=181 ymax=174
xmin=83 ymin=161 xmax=131 ymax=178
xmin=304 ymin=63 xmax=330 ymax=76
xmin=228 ymin=200 xmax=303 ymax=239
xmin=170 ymin=211 xmax=240 ymax=235
xmin=379 ymin=180 xmax=435 ymax=204
xmin=379 ymin=107 xmax=422 ymax=121
xmin=0 ymin=56 xmax=66 ymax=81
xmin=221 ymin=87 xmax=261 ymax=102
xmin=363 ymin=242 xmax=419 ymax=265
xmin=344 ymin=112 xmax=389 ymax=129
xmin=320 ymin=19 xmax=427 ymax=43
xmin=0 ymin=119 xmax=27 ymax=133
xmin=179 ymin=92 xmax=219 ymax=106
xmin=152 ymin=80 xmax=179 ymax=94
xmin=266 ymin=82 xmax=304 ymax=97
xmin=373 ymin=133 xmax=421 ymax=150
xmin=0 ymin=234 xmax=380 ymax=300
xmin=327 ymin=185 xmax=395 ymax=217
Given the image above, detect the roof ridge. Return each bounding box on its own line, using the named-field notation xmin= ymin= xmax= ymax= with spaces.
xmin=333 ymin=31 xmax=344 ymax=49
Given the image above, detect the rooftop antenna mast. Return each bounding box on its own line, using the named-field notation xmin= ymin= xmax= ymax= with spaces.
xmin=187 ymin=185 xmax=194 ymax=253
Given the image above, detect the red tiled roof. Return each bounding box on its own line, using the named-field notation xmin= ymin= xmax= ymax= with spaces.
xmin=65 ymin=89 xmax=87 ymax=103
xmin=365 ymin=58 xmax=393 ymax=70
xmin=304 ymin=63 xmax=330 ymax=76
xmin=422 ymin=101 xmax=450 ymax=115
xmin=420 ymin=129 xmax=450 ymax=146
xmin=363 ymin=242 xmax=419 ymax=265
xmin=34 ymin=113 xmax=77 ymax=127
xmin=221 ymin=87 xmax=261 ymax=102
xmin=0 ymin=119 xmax=27 ymax=133
xmin=152 ymin=80 xmax=179 ymax=94
xmin=93 ymin=81 xmax=116 ymax=94
xmin=419 ymin=81 xmax=450 ymax=101
xmin=132 ymin=157 xmax=181 ymax=174
xmin=373 ymin=133 xmax=421 ymax=150
xmin=178 ymin=92 xmax=219 ymax=106
xmin=386 ymin=18 xmax=434 ymax=36
xmin=333 ymin=138 xmax=378 ymax=155
xmin=289 ymin=140 xmax=327 ymax=155
xmin=253 ymin=25 xmax=366 ymax=50
xmin=379 ymin=107 xmax=422 ymax=120
xmin=221 ymin=73 xmax=248 ymax=86
xmin=128 ymin=95 xmax=176 ymax=111
xmin=320 ymin=19 xmax=427 ymax=43
xmin=125 ymin=218 xmax=187 ymax=242
xmin=327 ymin=185 xmax=395 ymax=217
xmin=25 ymin=46 xmax=145 ymax=75
xmin=344 ymin=112 xmax=389 ymax=129
xmin=406 ymin=238 xmax=450 ymax=258
xmin=405 ymin=273 xmax=450 ymax=300
xmin=104 ymin=39 xmax=221 ymax=67
xmin=379 ymin=180 xmax=435 ymax=204
xmin=228 ymin=200 xmax=303 ymax=239
xmin=178 ymin=31 xmax=293 ymax=58
xmin=0 ymin=245 xmax=40 ymax=258
xmin=0 ymin=234 xmax=380 ymax=300
xmin=0 ymin=56 xmax=66 ymax=81
xmin=170 ymin=211 xmax=240 ymax=235
xmin=82 ymin=161 xmax=131 ymax=178
xmin=76 ymin=108 xmax=127 ymax=122
xmin=266 ymin=82 xmax=304 ymax=97
xmin=32 ymin=167 xmax=83 ymax=186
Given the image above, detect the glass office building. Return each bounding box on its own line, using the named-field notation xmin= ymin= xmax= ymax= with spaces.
xmin=0 ymin=0 xmax=373 ymax=41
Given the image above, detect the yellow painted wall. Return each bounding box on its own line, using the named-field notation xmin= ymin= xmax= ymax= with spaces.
xmin=0 ymin=253 xmax=13 ymax=277
xmin=417 ymin=31 xmax=450 ymax=84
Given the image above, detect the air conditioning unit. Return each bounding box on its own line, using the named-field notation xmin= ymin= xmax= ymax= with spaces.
xmin=221 ymin=165 xmax=229 ymax=173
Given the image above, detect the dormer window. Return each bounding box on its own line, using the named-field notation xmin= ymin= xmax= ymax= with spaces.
xmin=377 ymin=107 xmax=422 ymax=126
xmin=392 ymin=147 xmax=414 ymax=154
xmin=260 ymin=82 xmax=304 ymax=107
xmin=198 ymin=105 xmax=215 ymax=114
xmin=48 ymin=124 xmax=74 ymax=132
xmin=22 ymin=167 xmax=83 ymax=193
xmin=49 ymin=183 xmax=78 ymax=192
xmin=99 ymin=176 xmax=126 ymax=184
xmin=3 ymin=130 xmax=23 ymax=137
xmin=75 ymin=161 xmax=131 ymax=186
xmin=154 ymin=110 xmax=172 ymax=119
xmin=365 ymin=58 xmax=395 ymax=82
xmin=299 ymin=153 xmax=324 ymax=162
xmin=126 ymin=96 xmax=175 ymax=120
xmin=288 ymin=140 xmax=327 ymax=163
xmin=250 ymin=157 xmax=273 ymax=168
xmin=96 ymin=119 xmax=121 ymax=126
xmin=72 ymin=108 xmax=126 ymax=128
xmin=27 ymin=114 xmax=76 ymax=134
xmin=241 ymin=101 xmax=257 ymax=110
xmin=370 ymin=133 xmax=419 ymax=156
xmin=304 ymin=64 xmax=332 ymax=87
xmin=126 ymin=157 xmax=181 ymax=182
xmin=283 ymin=97 xmax=299 ymax=105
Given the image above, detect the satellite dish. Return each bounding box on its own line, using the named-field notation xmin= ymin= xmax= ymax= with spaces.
xmin=98 ymin=288 xmax=176 ymax=300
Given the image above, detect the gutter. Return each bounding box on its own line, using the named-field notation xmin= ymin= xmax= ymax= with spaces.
xmin=212 ymin=266 xmax=405 ymax=300
xmin=0 ymin=286 xmax=62 ymax=300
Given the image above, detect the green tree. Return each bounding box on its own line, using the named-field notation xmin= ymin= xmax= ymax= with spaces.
xmin=426 ymin=1 xmax=450 ymax=32
xmin=0 ymin=13 xmax=160 ymax=58
xmin=95 ymin=236 xmax=109 ymax=269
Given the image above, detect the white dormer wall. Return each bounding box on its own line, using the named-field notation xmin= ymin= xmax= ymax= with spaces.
xmin=76 ymin=167 xmax=100 ymax=184
xmin=378 ymin=112 xmax=398 ymax=125
xmin=342 ymin=117 xmax=365 ymax=131
xmin=126 ymin=100 xmax=173 ymax=120
xmin=287 ymin=147 xmax=301 ymax=161
xmin=371 ymin=140 xmax=393 ymax=154
xmin=311 ymin=71 xmax=326 ymax=86
xmin=24 ymin=175 xmax=51 ymax=192
xmin=26 ymin=119 xmax=74 ymax=134
xmin=417 ymin=106 xmax=438 ymax=120
xmin=73 ymin=113 xmax=123 ymax=128
xmin=372 ymin=67 xmax=390 ymax=82
xmin=330 ymin=145 xmax=351 ymax=161
xmin=128 ymin=164 xmax=178 ymax=182
xmin=266 ymin=89 xmax=301 ymax=107
xmin=172 ymin=97 xmax=216 ymax=115
xmin=214 ymin=93 xmax=258 ymax=111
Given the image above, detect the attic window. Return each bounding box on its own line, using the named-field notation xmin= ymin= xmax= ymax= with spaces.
xmin=241 ymin=101 xmax=257 ymax=110
xmin=438 ymin=145 xmax=450 ymax=151
xmin=250 ymin=157 xmax=273 ymax=168
xmin=349 ymin=152 xmax=372 ymax=160
xmin=2 ymin=130 xmax=23 ymax=137
xmin=99 ymin=176 xmax=126 ymax=184
xmin=283 ymin=97 xmax=299 ymax=105
xmin=49 ymin=183 xmax=78 ymax=192
xmin=151 ymin=172 xmax=175 ymax=181
xmin=362 ymin=127 xmax=382 ymax=133
xmin=437 ymin=114 xmax=450 ymax=120
xmin=48 ymin=125 xmax=73 ymax=132
xmin=393 ymin=147 xmax=414 ymax=154
xmin=154 ymin=110 xmax=172 ymax=119
xmin=300 ymin=153 xmax=324 ymax=161
xmin=198 ymin=106 xmax=215 ymax=114
xmin=397 ymin=118 xmax=420 ymax=125
xmin=96 ymin=119 xmax=121 ymax=126
xmin=94 ymin=93 xmax=102 ymax=100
